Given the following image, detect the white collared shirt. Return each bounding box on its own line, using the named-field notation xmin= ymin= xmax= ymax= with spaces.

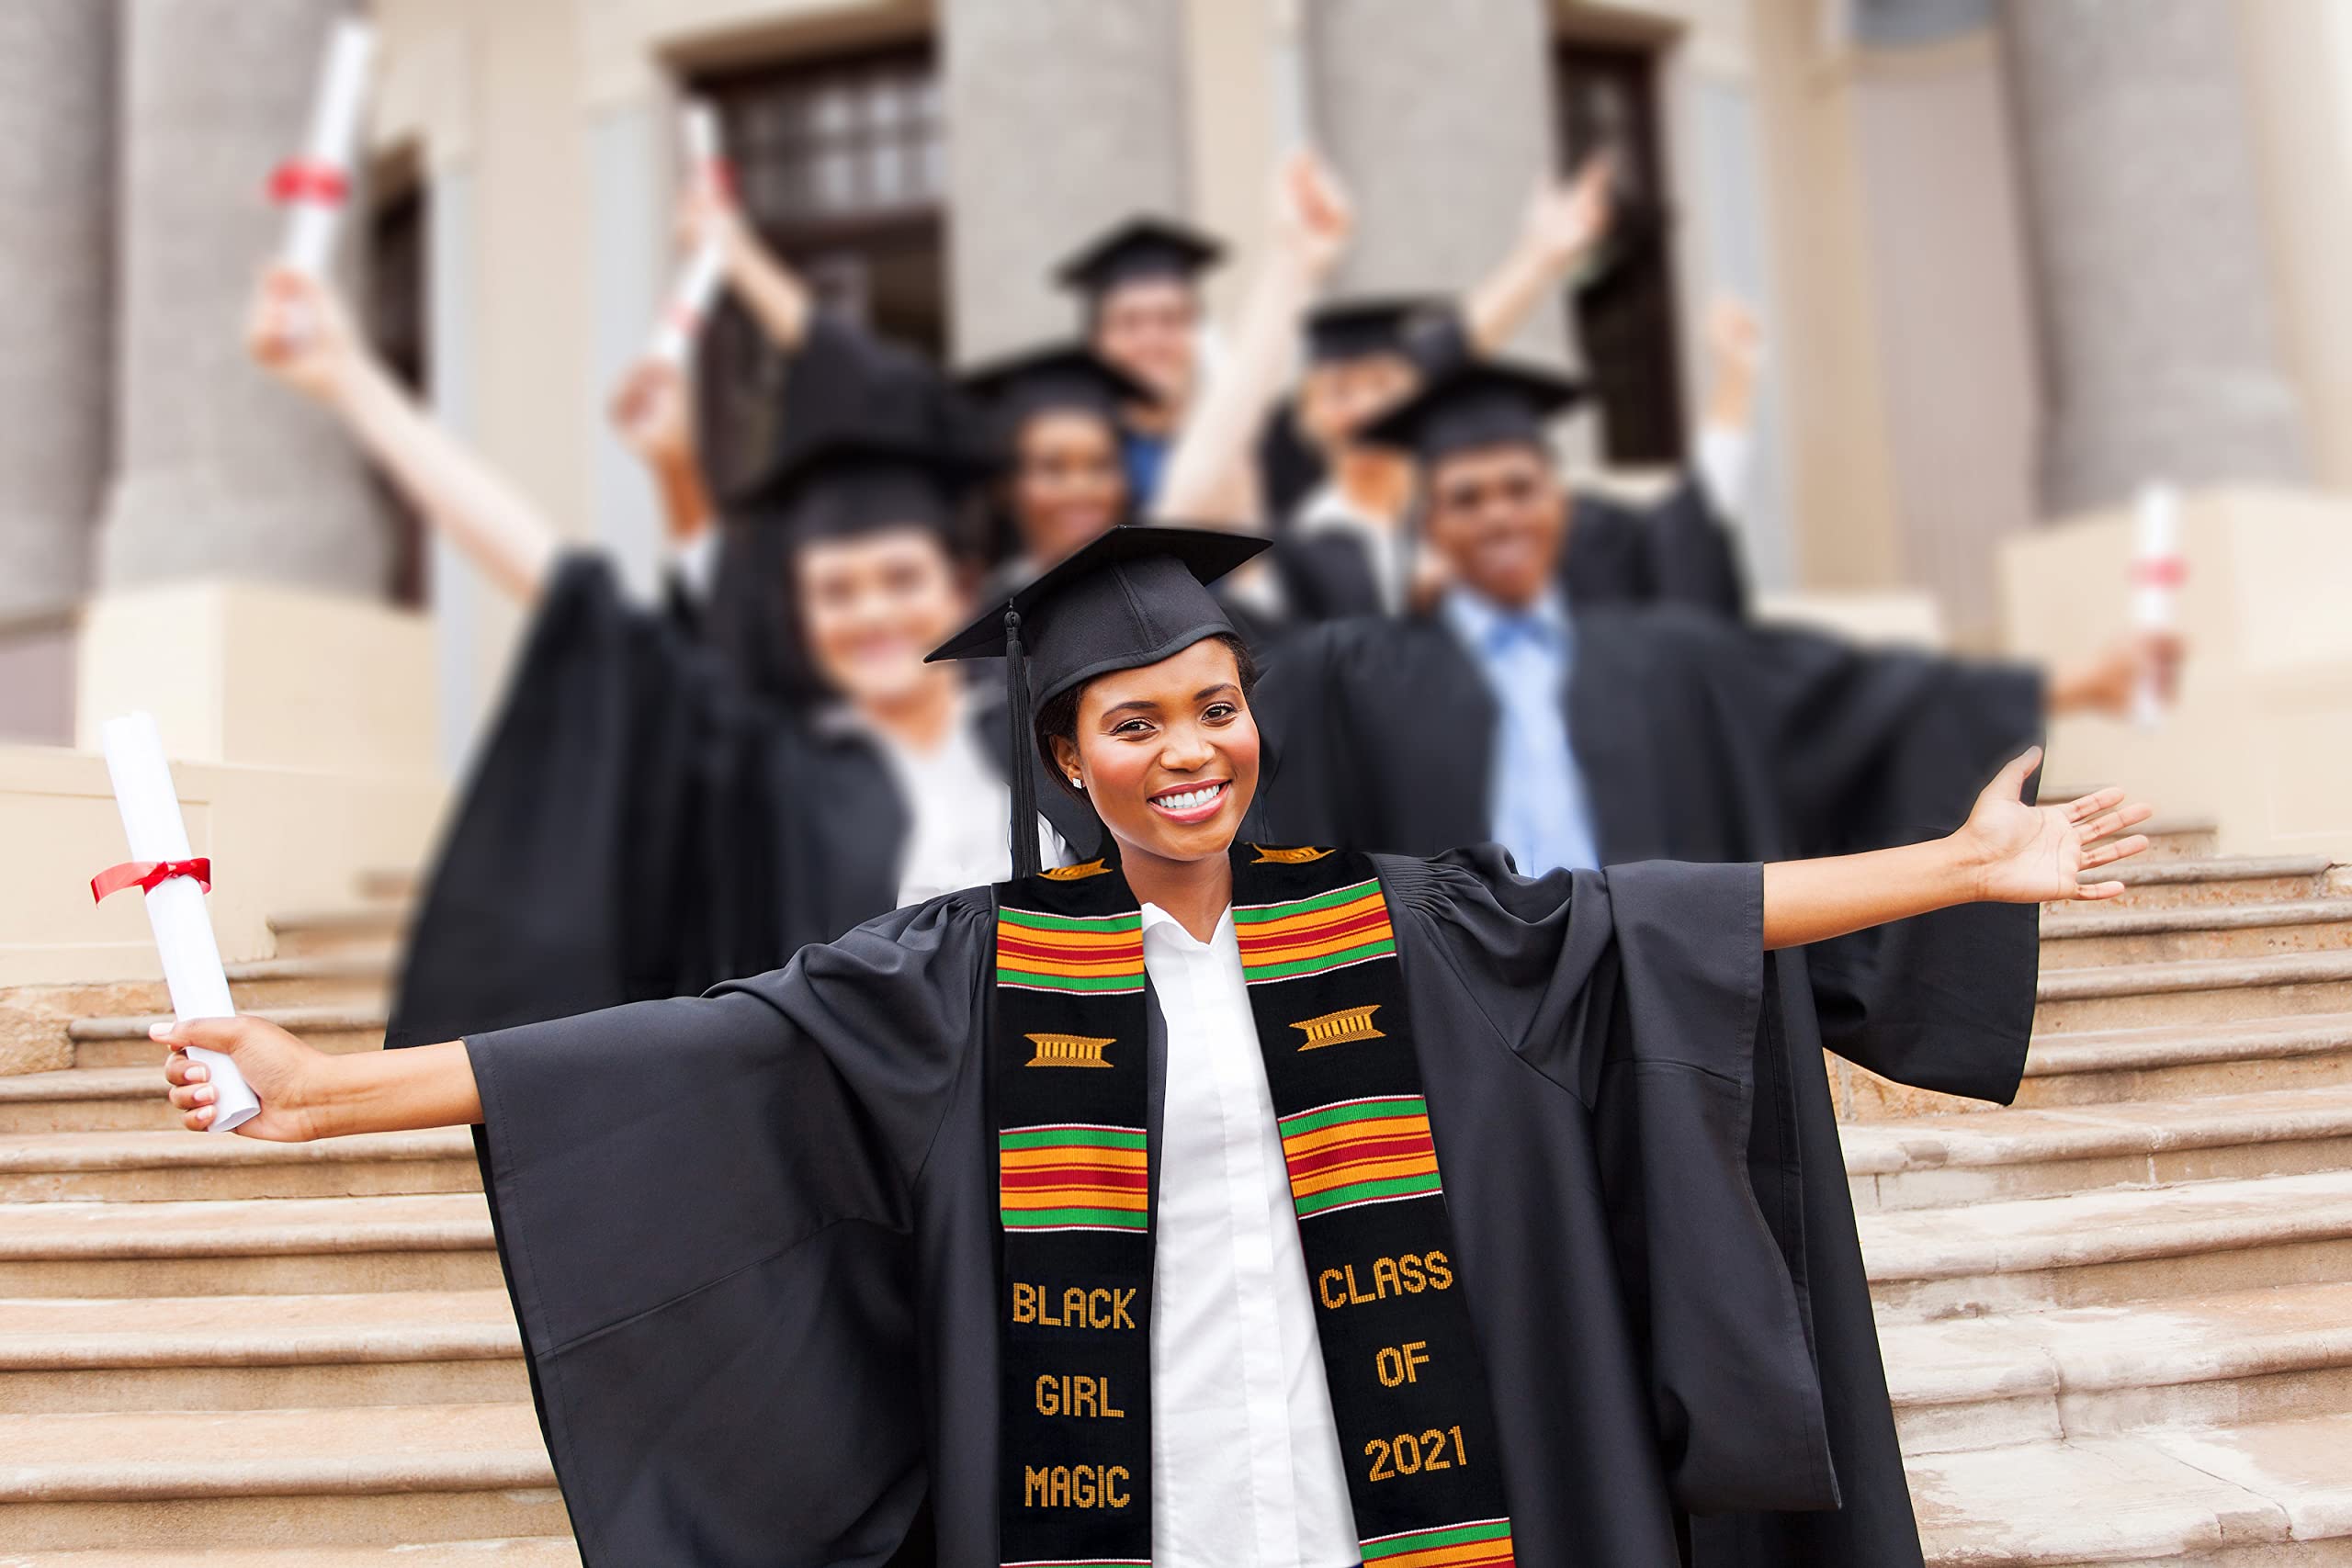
xmin=825 ymin=692 xmax=1068 ymax=906
xmin=1140 ymin=902 xmax=1360 ymax=1568
xmin=1294 ymin=480 xmax=1408 ymax=616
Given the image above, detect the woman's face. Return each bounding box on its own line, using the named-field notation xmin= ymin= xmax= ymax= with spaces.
xmin=795 ymin=527 xmax=967 ymax=706
xmin=1012 ymin=409 xmax=1128 ymax=567
xmin=1092 ymin=277 xmax=1199 ymax=407
xmin=1296 ymin=352 xmax=1420 ymax=456
xmin=1050 ymin=637 xmax=1260 ymax=872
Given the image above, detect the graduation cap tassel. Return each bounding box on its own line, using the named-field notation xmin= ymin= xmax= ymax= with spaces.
xmin=1003 ymin=604 xmax=1043 ymax=881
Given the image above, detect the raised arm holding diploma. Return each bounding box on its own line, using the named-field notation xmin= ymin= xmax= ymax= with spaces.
xmin=649 ymin=101 xmax=730 ymax=367
xmin=273 ymin=18 xmax=375 ymax=278
xmin=97 ymin=713 xmax=259 ymax=1134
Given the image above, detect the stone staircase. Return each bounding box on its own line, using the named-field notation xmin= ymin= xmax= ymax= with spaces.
xmin=1849 ymin=820 xmax=2352 ymax=1566
xmin=5 ymin=831 xmax=2350 ymax=1563
xmin=0 ymin=883 xmax=575 ymax=1565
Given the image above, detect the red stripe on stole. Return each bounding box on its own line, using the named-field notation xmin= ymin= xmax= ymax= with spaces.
xmin=999 ymin=1167 xmax=1151 ymax=1191
xmin=1283 ymin=1132 xmax=1435 ymax=1179
xmin=995 ymin=935 xmax=1143 ymax=967
xmin=1235 ymin=907 xmax=1392 ymax=951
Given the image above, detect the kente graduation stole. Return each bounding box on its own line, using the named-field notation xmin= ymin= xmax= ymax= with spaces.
xmin=992 ymin=843 xmax=1515 ymax=1568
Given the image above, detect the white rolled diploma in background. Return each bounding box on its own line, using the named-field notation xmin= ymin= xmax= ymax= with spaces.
xmin=281 ymin=18 xmax=378 ymax=278
xmin=2132 ymin=482 xmax=2183 ymax=730
xmin=99 ymin=714 xmax=261 ymax=1134
xmin=650 ymin=100 xmax=730 ymax=367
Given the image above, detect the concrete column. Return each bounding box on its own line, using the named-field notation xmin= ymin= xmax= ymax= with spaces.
xmin=96 ymin=0 xmax=391 ymax=595
xmin=1305 ymin=0 xmax=1568 ymax=362
xmin=941 ymin=0 xmax=1191 ymax=362
xmin=1998 ymin=0 xmax=2307 ymax=514
xmin=0 ymin=0 xmax=116 ymax=620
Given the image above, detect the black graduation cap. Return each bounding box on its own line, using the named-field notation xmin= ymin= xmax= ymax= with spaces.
xmin=960 ymin=343 xmax=1157 ymax=432
xmin=928 ymin=524 xmax=1268 ymax=877
xmin=729 ymin=430 xmax=987 ymax=545
xmin=1053 ymin=217 xmax=1227 ymax=299
xmin=1359 ymin=358 xmax=1589 ymax=466
xmin=1305 ymin=296 xmax=1454 ymax=366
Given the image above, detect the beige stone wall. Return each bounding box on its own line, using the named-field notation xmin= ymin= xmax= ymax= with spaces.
xmin=2233 ymin=0 xmax=2352 ymax=496
xmin=2003 ymin=488 xmax=2352 ymax=862
xmin=0 ymin=743 xmax=443 ymax=991
xmin=1744 ymin=0 xmax=1907 ymax=593
xmin=1846 ymin=32 xmax=2040 ymax=647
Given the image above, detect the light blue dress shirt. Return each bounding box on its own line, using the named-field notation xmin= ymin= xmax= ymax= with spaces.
xmin=1441 ymin=584 xmax=1601 ymax=877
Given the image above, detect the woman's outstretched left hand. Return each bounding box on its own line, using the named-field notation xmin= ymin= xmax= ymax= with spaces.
xmin=1955 ymin=746 xmax=2155 ymax=905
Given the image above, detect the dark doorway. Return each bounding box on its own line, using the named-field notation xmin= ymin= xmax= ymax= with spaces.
xmin=1555 ymin=39 xmax=1688 ymax=467
xmin=367 ymin=166 xmax=430 ymax=606
xmin=691 ymin=42 xmax=947 ymax=493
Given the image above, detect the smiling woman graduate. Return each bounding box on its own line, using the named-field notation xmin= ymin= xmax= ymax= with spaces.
xmin=158 ymin=526 xmax=2153 ymax=1568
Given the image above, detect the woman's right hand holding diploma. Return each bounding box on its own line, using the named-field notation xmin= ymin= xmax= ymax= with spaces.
xmin=158 ymin=1018 xmax=481 ymax=1141
xmin=246 ymin=263 xmax=368 ymax=407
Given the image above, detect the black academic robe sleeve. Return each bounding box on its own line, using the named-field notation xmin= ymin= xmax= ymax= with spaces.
xmin=1392 ymin=847 xmax=1836 ymax=1517
xmin=387 ymin=554 xmax=795 ymax=1050
xmin=1565 ymin=477 xmax=1750 ymax=620
xmin=1730 ymin=625 xmax=2047 ymax=1102
xmin=463 ymin=890 xmax=993 ymax=1568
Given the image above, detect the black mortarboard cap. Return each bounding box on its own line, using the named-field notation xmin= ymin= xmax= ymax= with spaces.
xmin=1359 ymin=358 xmax=1589 ymax=466
xmin=960 ymin=343 xmax=1157 ymax=432
xmin=927 ymin=523 xmax=1268 ymax=877
xmin=1305 ymin=296 xmax=1454 ymax=366
xmin=1054 ymin=217 xmax=1227 ymax=299
xmin=729 ymin=430 xmax=986 ymax=545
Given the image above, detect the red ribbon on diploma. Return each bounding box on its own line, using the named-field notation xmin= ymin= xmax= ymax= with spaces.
xmin=2131 ymin=558 xmax=2188 ymax=589
xmin=91 ymin=858 xmax=213 ymax=904
xmin=267 ymin=160 xmax=350 ymax=208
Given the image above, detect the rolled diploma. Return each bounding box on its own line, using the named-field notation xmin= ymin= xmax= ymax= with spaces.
xmin=682 ymin=100 xmax=722 ymax=179
xmin=650 ymin=239 xmax=728 ymax=367
xmin=281 ymin=19 xmax=378 ymax=276
xmin=99 ymin=714 xmax=260 ymax=1134
xmin=647 ymin=101 xmax=729 ymax=366
xmin=2131 ymin=483 xmax=2182 ymax=728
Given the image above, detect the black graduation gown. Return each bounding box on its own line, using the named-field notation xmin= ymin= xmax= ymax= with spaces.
xmin=1246 ymin=606 xmax=2046 ymax=1568
xmin=461 ymin=852 xmax=1838 ymax=1566
xmin=385 ymin=554 xmax=1099 ymax=1051
xmin=1269 ymin=474 xmax=1749 ymax=627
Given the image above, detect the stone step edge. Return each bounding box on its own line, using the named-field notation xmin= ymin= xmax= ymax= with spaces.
xmin=2037 ymin=950 xmax=2352 ymax=1002
xmin=0 ymin=1067 xmax=174 ymax=1102
xmin=0 ymin=1320 xmax=517 ymax=1371
xmin=0 ymin=1447 xmax=551 ymax=1504
xmin=2040 ymin=897 xmax=2352 ymax=942
xmin=1906 ymin=1416 xmax=2352 ymax=1566
xmin=0 ymin=1541 xmax=578 ymax=1567
xmin=70 ymin=1004 xmax=388 ymax=1042
xmin=1880 ymin=1281 xmax=2352 ymax=1409
xmin=1860 ymin=1174 xmax=2352 ymax=1282
xmin=2022 ymin=1012 xmax=2352 ymax=1077
xmin=0 ymin=1196 xmax=493 ymax=1261
xmin=1843 ymin=1085 xmax=2352 ymax=1175
xmin=0 ymin=1127 xmax=475 ymax=1172
xmin=2109 ymin=854 xmax=2333 ymax=886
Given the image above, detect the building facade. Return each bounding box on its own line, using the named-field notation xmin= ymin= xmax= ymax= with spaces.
xmin=4 ymin=0 xmax=2350 ymax=773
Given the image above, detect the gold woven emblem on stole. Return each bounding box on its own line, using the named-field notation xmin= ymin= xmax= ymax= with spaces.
xmin=1025 ymin=1032 xmax=1117 ymax=1068
xmin=1251 ymin=845 xmax=1333 ymax=864
xmin=1042 ymin=859 xmax=1111 ymax=881
xmin=1290 ymin=1005 xmax=1385 ymax=1051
